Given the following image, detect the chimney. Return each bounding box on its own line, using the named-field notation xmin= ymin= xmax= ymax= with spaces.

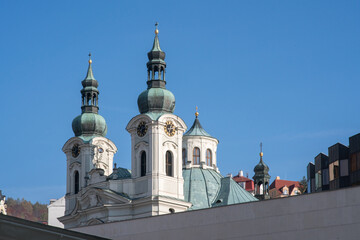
xmin=227 ymin=173 xmax=233 ymax=178
xmin=239 ymin=170 xmax=243 ymax=177
xmin=276 ymin=176 xmax=280 ymax=180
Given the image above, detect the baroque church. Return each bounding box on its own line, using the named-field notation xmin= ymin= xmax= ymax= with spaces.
xmin=59 ymin=26 xmax=258 ymax=228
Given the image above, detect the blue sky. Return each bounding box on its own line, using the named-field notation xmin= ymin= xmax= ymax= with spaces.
xmin=1 ymin=1 xmax=359 ymax=203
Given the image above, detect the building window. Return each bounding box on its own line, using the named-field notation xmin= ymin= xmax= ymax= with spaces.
xmin=193 ymin=147 xmax=200 ymax=165
xmin=357 ymin=152 xmax=360 ymax=171
xmin=206 ymin=149 xmax=212 ymax=166
xmin=322 ymin=168 xmax=329 ymax=185
xmin=141 ymin=151 xmax=146 ymax=177
xmin=166 ymin=151 xmax=173 ymax=177
xmin=74 ymin=171 xmax=79 ymax=194
xmin=351 ymin=154 xmax=357 ymax=172
xmin=182 ymin=148 xmax=186 ymax=166
xmin=340 ymin=159 xmax=349 ymax=177
xmin=315 ymin=171 xmax=322 ymax=190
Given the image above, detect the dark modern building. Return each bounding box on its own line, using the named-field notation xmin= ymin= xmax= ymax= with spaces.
xmin=307 ymin=133 xmax=360 ymax=193
xmin=307 ymin=162 xmax=315 ymax=193
xmin=315 ymin=153 xmax=329 ymax=192
xmin=328 ymin=143 xmax=349 ymax=190
xmin=349 ymin=133 xmax=360 ymax=186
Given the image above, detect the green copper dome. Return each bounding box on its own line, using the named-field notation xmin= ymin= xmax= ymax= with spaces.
xmin=72 ymin=113 xmax=107 ymax=137
xmin=183 ymin=168 xmax=257 ymax=210
xmin=138 ymin=88 xmax=175 ymax=114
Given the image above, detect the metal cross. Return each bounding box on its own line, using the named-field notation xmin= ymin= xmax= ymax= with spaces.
xmin=155 ymin=22 xmax=159 ymax=29
xmin=260 ymin=142 xmax=263 ymax=152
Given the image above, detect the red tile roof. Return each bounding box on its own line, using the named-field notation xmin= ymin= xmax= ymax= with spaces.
xmin=233 ymin=175 xmax=254 ymax=192
xmin=270 ymin=179 xmax=300 ymax=195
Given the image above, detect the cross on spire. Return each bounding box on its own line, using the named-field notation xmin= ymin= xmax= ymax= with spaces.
xmin=88 ymin=52 xmax=92 ymax=64
xmin=155 ymin=22 xmax=159 ymax=35
xmin=195 ymin=106 xmax=199 ymax=118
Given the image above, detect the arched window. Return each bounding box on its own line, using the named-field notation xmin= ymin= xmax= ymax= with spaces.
xmin=182 ymin=148 xmax=187 ymax=166
xmin=166 ymin=151 xmax=173 ymax=177
xmin=193 ymin=147 xmax=200 ymax=165
xmin=206 ymin=149 xmax=212 ymax=166
xmin=93 ymin=93 xmax=97 ymax=106
xmin=141 ymin=151 xmax=146 ymax=177
xmin=87 ymin=93 xmax=91 ymax=105
xmin=74 ymin=171 xmax=79 ymax=194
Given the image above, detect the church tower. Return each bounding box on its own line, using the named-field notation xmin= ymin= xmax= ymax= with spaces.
xmin=62 ymin=55 xmax=117 ymax=215
xmin=126 ymin=24 xmax=191 ymax=214
xmin=253 ymin=143 xmax=271 ymax=200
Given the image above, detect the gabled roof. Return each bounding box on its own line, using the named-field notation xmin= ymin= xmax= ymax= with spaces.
xmin=212 ymin=177 xmax=257 ymax=207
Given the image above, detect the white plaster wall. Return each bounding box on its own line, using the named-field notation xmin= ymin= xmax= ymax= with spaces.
xmin=127 ymin=114 xmax=186 ymax=200
xmin=73 ymin=186 xmax=360 ymax=240
xmin=47 ymin=196 xmax=65 ymax=228
xmin=183 ymin=136 xmax=218 ymax=170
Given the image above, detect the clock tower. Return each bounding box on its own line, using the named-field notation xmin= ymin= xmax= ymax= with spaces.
xmin=126 ymin=25 xmax=191 ymax=213
xmin=62 ymin=55 xmax=117 ymax=216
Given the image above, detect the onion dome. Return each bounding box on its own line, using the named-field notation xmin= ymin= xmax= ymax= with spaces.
xmin=137 ymin=23 xmax=176 ymax=114
xmin=184 ymin=109 xmax=213 ymax=138
xmin=72 ymin=113 xmax=107 ymax=137
xmin=72 ymin=54 xmax=107 ymax=138
xmin=254 ymin=152 xmax=270 ymax=173
xmin=253 ymin=144 xmax=271 ymax=182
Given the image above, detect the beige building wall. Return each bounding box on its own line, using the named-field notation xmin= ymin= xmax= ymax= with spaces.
xmin=73 ymin=185 xmax=360 ymax=240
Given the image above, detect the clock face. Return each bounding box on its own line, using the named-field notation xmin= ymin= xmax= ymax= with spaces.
xmin=164 ymin=121 xmax=176 ymax=137
xmin=72 ymin=144 xmax=80 ymax=158
xmin=137 ymin=121 xmax=148 ymax=137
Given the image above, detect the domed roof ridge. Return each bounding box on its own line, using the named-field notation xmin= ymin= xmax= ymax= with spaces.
xmin=184 ymin=117 xmax=212 ymax=138
xmin=183 ymin=168 xmax=257 ymax=210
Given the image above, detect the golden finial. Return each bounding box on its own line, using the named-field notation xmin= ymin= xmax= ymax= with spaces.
xmin=195 ymin=106 xmax=199 ymax=118
xmin=88 ymin=52 xmax=92 ymax=64
xmin=155 ymin=22 xmax=159 ymax=35
xmin=259 ymin=142 xmax=263 ymax=157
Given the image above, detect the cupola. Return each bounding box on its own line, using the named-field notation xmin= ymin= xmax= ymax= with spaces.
xmin=182 ymin=108 xmax=219 ymax=171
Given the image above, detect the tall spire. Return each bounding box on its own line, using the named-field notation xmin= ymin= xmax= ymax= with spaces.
xmin=146 ymin=22 xmax=167 ymax=88
xmin=151 ymin=22 xmax=162 ymax=52
xmin=81 ymin=53 xmax=99 ymax=114
xmin=85 ymin=53 xmax=95 ymax=80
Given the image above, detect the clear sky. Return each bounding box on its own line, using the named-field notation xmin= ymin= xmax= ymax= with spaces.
xmin=1 ymin=1 xmax=359 ymax=203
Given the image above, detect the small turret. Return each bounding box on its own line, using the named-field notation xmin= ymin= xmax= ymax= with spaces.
xmin=253 ymin=143 xmax=271 ymax=200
